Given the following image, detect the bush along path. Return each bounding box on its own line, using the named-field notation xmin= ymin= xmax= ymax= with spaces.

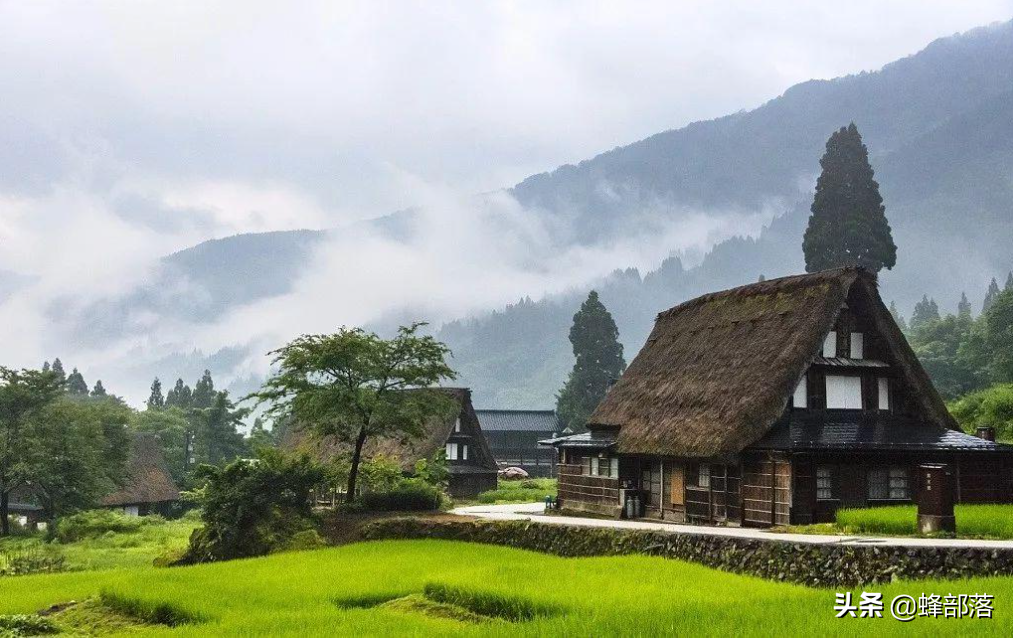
xmin=362 ymin=517 xmax=1013 ymax=588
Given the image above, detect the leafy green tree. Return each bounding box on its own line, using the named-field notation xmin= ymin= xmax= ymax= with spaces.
xmin=909 ymin=315 xmax=978 ymax=399
xmin=30 ymin=397 xmax=129 ymax=521
xmin=165 ymin=378 xmax=192 ymax=409
xmin=66 ymin=368 xmax=88 ymax=396
xmin=983 ymin=277 xmax=1001 ymax=314
xmin=146 ymin=377 xmax=165 ymax=410
xmin=0 ymin=368 xmax=63 ymax=535
xmin=246 ymin=417 xmax=275 ymax=453
xmin=984 ymin=288 xmax=1013 ymax=382
xmin=90 ymin=380 xmax=107 ymax=397
xmin=192 ymin=370 xmax=216 ymax=409
xmin=889 ymin=301 xmax=908 ymax=331
xmin=556 ymin=290 xmax=627 ymax=433
xmin=949 ymin=384 xmax=1013 ymax=443
xmin=910 ymin=295 xmax=940 ymax=330
xmin=181 ymin=449 xmax=324 ymax=562
xmin=250 ymin=323 xmax=457 ymax=503
xmin=803 ymin=123 xmax=897 ymax=273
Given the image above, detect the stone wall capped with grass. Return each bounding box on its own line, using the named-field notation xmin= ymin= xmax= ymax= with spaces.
xmin=362 ymin=517 xmax=1013 ymax=587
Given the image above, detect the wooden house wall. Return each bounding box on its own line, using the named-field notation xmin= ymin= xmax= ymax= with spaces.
xmin=556 ymin=457 xmax=620 ymax=516
xmin=741 ymin=454 xmax=791 ymax=527
xmin=483 ymin=430 xmax=557 ymax=477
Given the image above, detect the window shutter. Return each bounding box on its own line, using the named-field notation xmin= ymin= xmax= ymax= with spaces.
xmin=670 ymin=465 xmax=685 ymax=505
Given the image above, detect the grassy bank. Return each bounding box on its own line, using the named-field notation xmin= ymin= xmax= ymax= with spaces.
xmin=476 ymin=479 xmax=557 ymax=505
xmin=833 ymin=504 xmax=1013 ymax=538
xmin=0 ymin=540 xmax=1010 ymax=635
xmin=0 ymin=513 xmax=198 ymax=573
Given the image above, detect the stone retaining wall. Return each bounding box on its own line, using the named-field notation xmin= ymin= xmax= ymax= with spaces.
xmin=361 ymin=517 xmax=1013 ymax=587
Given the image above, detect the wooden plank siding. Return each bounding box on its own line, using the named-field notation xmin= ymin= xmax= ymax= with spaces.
xmin=741 ymin=455 xmax=791 ymax=527
xmin=556 ymin=462 xmax=620 ymax=516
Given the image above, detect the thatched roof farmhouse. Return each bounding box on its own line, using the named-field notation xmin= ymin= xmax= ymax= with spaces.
xmin=545 ymin=268 xmax=1013 ymax=525
xmin=100 ymin=433 xmax=180 ymax=516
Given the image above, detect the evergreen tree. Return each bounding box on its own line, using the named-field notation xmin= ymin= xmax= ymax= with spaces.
xmin=90 ymin=380 xmax=107 ymax=397
xmin=147 ymin=377 xmax=165 ymax=410
xmin=1006 ymin=272 xmax=1013 ymax=291
xmin=51 ymin=358 xmax=67 ymax=385
xmin=165 ymin=378 xmax=193 ymax=409
xmin=983 ymin=277 xmax=1001 ymax=313
xmin=192 ymin=370 xmax=215 ymax=409
xmin=555 ymin=291 xmax=627 ymax=433
xmin=201 ymin=392 xmax=248 ymax=465
xmin=957 ymin=292 xmax=973 ymax=322
xmin=65 ymin=368 xmax=88 ymax=395
xmin=910 ymin=295 xmax=940 ymax=331
xmin=984 ymin=289 xmax=1013 ymax=382
xmin=889 ymin=301 xmax=907 ymax=331
xmin=42 ymin=361 xmax=51 ymax=373
xmin=802 ymin=123 xmax=897 ymax=273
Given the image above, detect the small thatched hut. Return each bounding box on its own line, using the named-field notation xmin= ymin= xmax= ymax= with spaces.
xmin=286 ymin=388 xmax=499 ymax=498
xmin=100 ymin=433 xmax=180 ymax=516
xmin=543 ymin=268 xmax=1013 ymax=525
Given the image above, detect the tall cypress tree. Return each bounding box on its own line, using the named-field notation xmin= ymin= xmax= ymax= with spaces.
xmin=51 ymin=359 xmax=67 ymax=386
xmin=957 ymin=292 xmax=973 ymax=322
xmin=192 ymin=370 xmax=216 ymax=409
xmin=803 ymin=123 xmax=897 ymax=273
xmin=555 ymin=291 xmax=626 ymax=433
xmin=147 ymin=377 xmax=165 ymax=410
xmin=910 ymin=295 xmax=940 ymax=330
xmin=165 ymin=378 xmax=192 ymax=409
xmin=66 ymin=368 xmax=88 ymax=395
xmin=90 ymin=380 xmax=107 ymax=397
xmin=983 ymin=277 xmax=1001 ymax=313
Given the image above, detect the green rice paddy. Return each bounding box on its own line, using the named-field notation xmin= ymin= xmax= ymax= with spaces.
xmin=835 ymin=504 xmax=1013 ymax=538
xmin=1 ymin=539 xmax=1011 ymax=636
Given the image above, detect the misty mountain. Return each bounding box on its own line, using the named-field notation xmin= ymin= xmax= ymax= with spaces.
xmin=68 ymin=19 xmax=1013 ymax=408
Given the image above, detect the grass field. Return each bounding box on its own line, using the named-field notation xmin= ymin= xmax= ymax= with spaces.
xmin=0 ymin=514 xmax=197 ymax=573
xmin=475 ymin=479 xmax=557 ymax=505
xmin=1 ymin=539 xmax=1010 ymax=636
xmin=788 ymin=504 xmax=1013 ymax=539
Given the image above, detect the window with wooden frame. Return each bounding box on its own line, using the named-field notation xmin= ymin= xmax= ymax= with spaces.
xmin=816 ymin=465 xmax=833 ymax=500
xmin=868 ymin=467 xmax=910 ymax=500
xmin=697 ymin=464 xmax=710 ymax=489
xmin=888 ymin=467 xmax=909 ymax=499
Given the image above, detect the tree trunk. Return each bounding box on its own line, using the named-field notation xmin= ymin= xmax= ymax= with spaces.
xmin=0 ymin=489 xmax=9 ymax=537
xmin=345 ymin=426 xmax=369 ymax=504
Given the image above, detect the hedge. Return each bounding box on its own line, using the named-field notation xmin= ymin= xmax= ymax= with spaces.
xmin=362 ymin=517 xmax=1013 ymax=588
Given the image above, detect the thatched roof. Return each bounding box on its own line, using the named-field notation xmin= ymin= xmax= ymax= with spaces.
xmin=588 ymin=267 xmax=956 ymax=458
xmin=284 ymin=387 xmax=498 ymax=472
xmin=100 ymin=433 xmax=180 ymax=506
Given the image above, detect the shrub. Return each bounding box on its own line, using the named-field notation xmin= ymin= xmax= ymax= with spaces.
xmin=0 ymin=546 xmax=66 ymax=576
xmin=359 ymin=455 xmax=403 ymax=493
xmin=360 ymin=478 xmax=443 ymax=512
xmin=179 ymin=449 xmax=325 ymax=563
xmin=0 ymin=614 xmax=59 ymax=636
xmin=477 ymin=478 xmax=557 ymax=505
xmin=54 ymin=510 xmax=147 ymax=543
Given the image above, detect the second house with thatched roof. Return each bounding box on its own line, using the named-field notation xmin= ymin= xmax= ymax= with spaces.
xmin=100 ymin=433 xmax=181 ymax=516
xmin=543 ymin=268 xmax=1013 ymax=526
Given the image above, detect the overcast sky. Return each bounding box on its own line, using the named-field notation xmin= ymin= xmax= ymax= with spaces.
xmin=1 ymin=1 xmax=1011 ymax=401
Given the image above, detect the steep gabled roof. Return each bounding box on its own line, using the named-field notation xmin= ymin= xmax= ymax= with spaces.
xmin=285 ymin=387 xmax=498 ymax=472
xmin=588 ymin=267 xmax=955 ymax=458
xmin=475 ymin=409 xmax=559 ymax=433
xmin=101 ymin=433 xmax=180 ymax=506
